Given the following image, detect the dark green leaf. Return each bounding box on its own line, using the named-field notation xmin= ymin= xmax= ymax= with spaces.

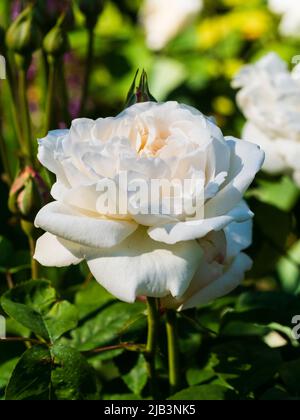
xmin=169 ymin=385 xmax=234 ymax=400
xmin=1 ymin=280 xmax=78 ymax=342
xmin=50 ymin=343 xmax=100 ymax=400
xmin=70 ymin=302 xmax=146 ymax=351
xmin=104 ymin=393 xmax=142 ymax=400
xmin=0 ymin=358 xmax=18 ymax=389
xmin=224 ymin=291 xmax=300 ymax=328
xmin=210 ymin=339 xmax=282 ymax=395
xmin=122 ymin=354 xmax=148 ymax=395
xmin=5 ymin=346 xmax=52 ymax=400
xmin=260 ymin=387 xmax=292 ymax=401
xmin=5 ymin=344 xmax=100 ymax=400
xmin=250 ymin=201 xmax=292 ymax=277
xmin=248 ymin=176 xmax=300 ymax=212
xmin=186 ymin=368 xmax=216 ymax=386
xmin=74 ymin=280 xmax=114 ymax=319
xmin=279 ymin=359 xmax=300 ymax=394
xmin=45 ymin=300 xmax=78 ymax=343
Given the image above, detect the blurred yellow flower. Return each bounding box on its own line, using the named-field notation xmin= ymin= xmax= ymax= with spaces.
xmin=241 ymin=10 xmax=271 ymax=40
xmin=223 ymin=58 xmax=244 ymax=79
xmin=213 ymin=96 xmax=235 ymax=116
xmin=222 ymin=0 xmax=258 ymax=6
xmin=198 ymin=9 xmax=272 ymax=49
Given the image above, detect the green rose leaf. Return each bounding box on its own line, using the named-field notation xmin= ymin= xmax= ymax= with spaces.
xmin=70 ymin=301 xmax=146 ymax=351
xmin=122 ymin=354 xmax=148 ymax=395
xmin=168 ymin=384 xmax=234 ymax=400
xmin=74 ymin=279 xmax=115 ymax=320
xmin=248 ymin=176 xmax=300 ymax=212
xmin=50 ymin=343 xmax=101 ymax=400
xmin=104 ymin=393 xmax=142 ymax=400
xmin=279 ymin=359 xmax=300 ymax=395
xmin=209 ymin=340 xmax=282 ymax=395
xmin=5 ymin=346 xmax=52 ymax=400
xmin=186 ymin=368 xmax=216 ymax=387
xmin=1 ymin=280 xmax=78 ymax=343
xmin=5 ymin=344 xmax=100 ymax=400
xmin=222 ymin=291 xmax=300 ymax=329
xmin=0 ymin=358 xmax=19 ymax=390
xmin=44 ymin=300 xmax=79 ymax=343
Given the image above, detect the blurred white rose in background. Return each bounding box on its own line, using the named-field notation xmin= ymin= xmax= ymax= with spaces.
xmin=140 ymin=0 xmax=203 ymax=51
xmin=233 ymin=52 xmax=300 ymax=186
xmin=268 ymin=0 xmax=300 ymax=37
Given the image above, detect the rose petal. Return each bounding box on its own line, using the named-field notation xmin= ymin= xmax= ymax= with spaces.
xmin=35 ymin=201 xmax=138 ymax=248
xmin=204 ymin=137 xmax=264 ymax=218
xmin=148 ymin=201 xmax=253 ymax=244
xmin=225 ymin=220 xmax=253 ymax=260
xmin=68 ymin=118 xmax=95 ymax=143
xmin=86 ymin=227 xmax=202 ymax=303
xmin=178 ymin=252 xmax=252 ymax=310
xmin=34 ymin=232 xmax=83 ymax=267
xmin=38 ymin=130 xmax=69 ymax=183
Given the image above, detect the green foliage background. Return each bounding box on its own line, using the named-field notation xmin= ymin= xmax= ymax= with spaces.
xmin=1 ymin=0 xmax=300 ymax=400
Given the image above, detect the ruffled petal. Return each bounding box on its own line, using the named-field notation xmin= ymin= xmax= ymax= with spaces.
xmin=178 ymin=252 xmax=252 ymax=310
xmin=35 ymin=201 xmax=138 ymax=249
xmin=148 ymin=201 xmax=253 ymax=244
xmin=204 ymin=137 xmax=264 ymax=218
xmin=225 ymin=219 xmax=252 ymax=260
xmin=86 ymin=227 xmax=202 ymax=303
xmin=37 ymin=130 xmax=69 ymax=183
xmin=34 ymin=232 xmax=83 ymax=267
xmin=224 ymin=201 xmax=253 ymax=259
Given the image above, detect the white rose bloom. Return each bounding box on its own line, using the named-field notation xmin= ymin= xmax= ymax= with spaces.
xmin=268 ymin=0 xmax=300 ymax=37
xmin=233 ymin=52 xmax=300 ymax=185
xmin=140 ymin=0 xmax=203 ymax=51
xmin=34 ymin=101 xmax=264 ymax=310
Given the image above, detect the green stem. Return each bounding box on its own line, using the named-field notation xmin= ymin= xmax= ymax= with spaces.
xmin=79 ymin=26 xmax=95 ymax=116
xmin=166 ymin=310 xmax=181 ymax=395
xmin=18 ymin=66 xmax=34 ymax=165
xmin=1 ymin=0 xmax=10 ymax=28
xmin=0 ymin=113 xmax=12 ymax=183
xmin=40 ymin=51 xmax=49 ymax=104
xmin=9 ymin=95 xmax=24 ymax=153
xmin=145 ymin=297 xmax=159 ymax=399
xmin=0 ymin=337 xmax=43 ymax=346
xmin=43 ymin=58 xmax=58 ymax=186
xmin=58 ymin=57 xmax=71 ymax=127
xmin=83 ymin=342 xmax=145 ymax=355
xmin=44 ymin=58 xmax=57 ymax=135
xmin=5 ymin=271 xmax=14 ymax=289
xmin=28 ymin=235 xmax=39 ymax=280
xmin=21 ymin=220 xmax=40 ymax=280
xmin=0 ymin=134 xmax=11 ymax=183
xmin=4 ymin=54 xmax=24 ymax=154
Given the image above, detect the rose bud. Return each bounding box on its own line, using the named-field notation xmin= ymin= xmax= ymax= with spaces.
xmin=6 ymin=5 xmax=41 ymax=66
xmin=125 ymin=69 xmax=157 ymax=108
xmin=78 ymin=0 xmax=105 ymax=27
xmin=43 ymin=16 xmax=70 ymax=59
xmin=9 ymin=167 xmax=51 ymax=222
